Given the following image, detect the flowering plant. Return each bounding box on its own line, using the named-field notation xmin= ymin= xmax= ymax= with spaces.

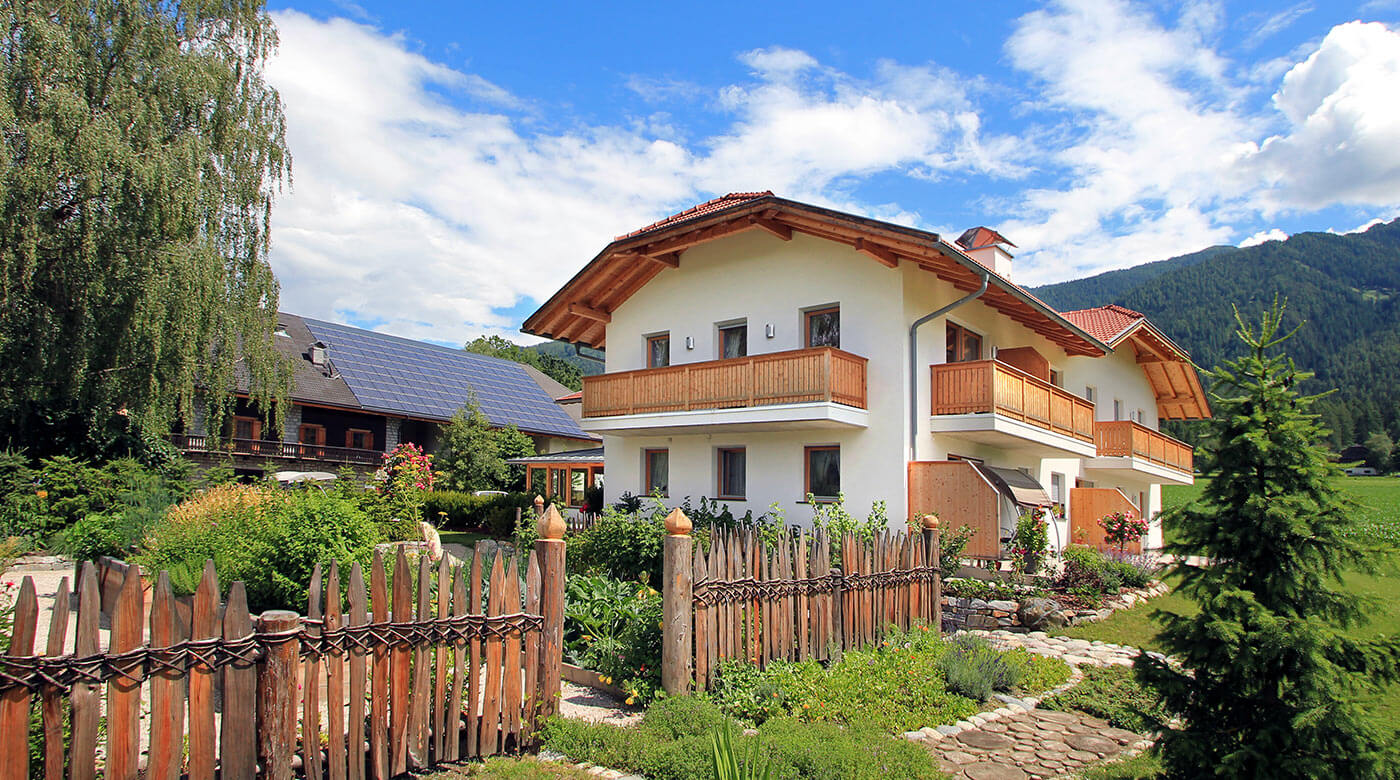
xmin=1098 ymin=510 xmax=1149 ymax=552
xmin=372 ymin=443 xmax=434 ymax=538
xmin=1009 ymin=510 xmax=1050 ymax=574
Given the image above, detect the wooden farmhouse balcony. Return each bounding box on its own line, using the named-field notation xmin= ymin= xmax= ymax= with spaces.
xmin=171 ymin=433 xmax=383 ymax=467
xmin=1089 ymin=420 xmax=1194 ymax=480
xmin=580 ymin=347 xmax=868 ymax=434
xmin=929 ymin=359 xmax=1095 ymax=454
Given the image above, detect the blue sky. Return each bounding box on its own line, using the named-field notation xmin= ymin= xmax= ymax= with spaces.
xmin=259 ymin=0 xmax=1400 ymax=345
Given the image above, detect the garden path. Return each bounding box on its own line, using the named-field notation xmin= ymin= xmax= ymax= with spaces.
xmin=926 ymin=708 xmax=1142 ymax=780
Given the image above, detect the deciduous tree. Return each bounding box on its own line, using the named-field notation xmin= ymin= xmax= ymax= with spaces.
xmin=1 ymin=0 xmax=292 ymax=454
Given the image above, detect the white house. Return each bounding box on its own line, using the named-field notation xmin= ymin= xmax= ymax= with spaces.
xmin=523 ymin=194 xmax=1210 ymax=558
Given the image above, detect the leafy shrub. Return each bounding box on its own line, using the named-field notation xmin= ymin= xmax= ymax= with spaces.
xmin=1001 ymin=647 xmax=1073 ymax=694
xmin=938 ymin=633 xmax=1022 ymax=701
xmin=942 ymin=576 xmax=1047 ymax=602
xmin=423 ymin=490 xmax=536 ymax=536
xmin=1009 ymin=510 xmax=1050 ymax=573
xmin=367 ymin=443 xmax=434 ymax=539
xmin=137 ymin=485 xmax=379 ymax=612
xmin=1040 ymin=665 xmax=1172 ymax=733
xmin=567 ymin=508 xmax=666 ymax=583
xmin=0 ymin=454 xmax=189 ymax=545
xmin=1057 ymin=544 xmax=1114 ymax=596
xmin=1101 ymin=552 xmax=1159 ymax=589
xmin=539 ymin=710 xmax=943 ymax=780
xmin=938 ymin=523 xmax=977 ymax=579
xmin=55 ymin=466 xmax=187 ymax=560
xmin=710 ymin=660 xmax=824 ymax=726
xmin=640 ymin=696 xmax=729 ymax=739
xmin=564 ymin=574 xmax=662 ymax=705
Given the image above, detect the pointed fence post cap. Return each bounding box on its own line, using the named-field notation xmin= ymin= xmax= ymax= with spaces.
xmin=921 ymin=513 xmax=940 ymax=531
xmin=664 ymin=507 xmax=692 ymax=536
xmin=534 ymin=495 xmax=546 ymax=514
xmin=538 ymin=504 xmax=566 ymax=540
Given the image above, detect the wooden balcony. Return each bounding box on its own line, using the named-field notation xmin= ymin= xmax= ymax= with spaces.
xmin=171 ymin=434 xmax=383 ymax=466
xmin=1093 ymin=420 xmax=1193 ymax=476
xmin=930 ymin=359 xmax=1095 ymax=444
xmin=582 ymin=346 xmax=867 ymax=418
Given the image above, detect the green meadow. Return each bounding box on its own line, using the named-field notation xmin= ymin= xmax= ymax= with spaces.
xmin=1057 ymin=476 xmax=1400 ymax=729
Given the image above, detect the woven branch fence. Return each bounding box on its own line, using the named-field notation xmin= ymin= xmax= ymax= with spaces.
xmin=0 ymin=512 xmax=567 ymax=780
xmin=658 ymin=511 xmax=942 ymax=694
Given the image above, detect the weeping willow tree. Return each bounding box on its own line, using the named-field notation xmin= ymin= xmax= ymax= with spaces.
xmin=0 ymin=0 xmax=292 ymax=455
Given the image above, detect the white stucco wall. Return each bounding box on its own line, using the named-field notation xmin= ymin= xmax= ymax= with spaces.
xmin=592 ymin=225 xmax=1178 ymax=540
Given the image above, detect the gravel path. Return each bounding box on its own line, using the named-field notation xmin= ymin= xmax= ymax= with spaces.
xmin=926 ymin=708 xmax=1147 ymax=780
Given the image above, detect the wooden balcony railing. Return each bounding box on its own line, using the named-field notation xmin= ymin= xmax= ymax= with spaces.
xmin=582 ymin=346 xmax=868 ymax=418
xmin=171 ymin=434 xmax=384 ymax=466
xmin=930 ymin=359 xmax=1095 ymax=443
xmin=1094 ymin=420 xmax=1193 ymax=474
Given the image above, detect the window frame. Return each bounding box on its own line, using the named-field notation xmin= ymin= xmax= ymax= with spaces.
xmin=715 ymin=447 xmax=747 ymax=500
xmin=803 ymin=305 xmax=841 ymax=349
xmin=1050 ymin=472 xmax=1066 ymax=519
xmin=1113 ymin=399 xmax=1124 ymax=421
xmin=1083 ymin=385 xmax=1096 ymax=404
xmin=298 ymin=423 xmax=326 ymax=446
xmin=803 ymin=444 xmax=841 ymax=502
xmin=646 ymin=332 xmax=671 ymax=368
xmin=643 ymin=448 xmax=669 ymax=497
xmin=945 ymin=321 xmax=983 ymax=363
xmin=345 ymin=428 xmax=374 ymax=450
xmin=717 ymin=321 xmax=748 ymax=360
xmin=233 ymin=415 xmax=262 ymax=441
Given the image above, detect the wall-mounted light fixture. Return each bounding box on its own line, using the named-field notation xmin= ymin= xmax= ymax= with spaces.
xmin=685 ymin=336 xmax=694 ymax=350
xmin=765 ymin=323 xmax=776 ymax=339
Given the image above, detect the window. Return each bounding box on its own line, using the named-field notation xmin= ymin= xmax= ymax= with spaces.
xmin=805 ymin=445 xmax=840 ymax=500
xmin=719 ymin=323 xmax=747 ymax=359
xmin=1050 ymin=473 xmax=1066 ymax=518
xmin=527 ymin=466 xmax=548 ymax=493
xmin=945 ymin=322 xmax=982 ymax=363
xmin=570 ymin=469 xmax=587 ymax=507
xmin=644 ymin=449 xmax=669 ymax=496
xmin=717 ymin=447 xmax=746 ymax=499
xmin=1049 ymin=369 xmax=1063 ymax=387
xmin=1135 ymin=408 xmax=1146 ymax=424
xmin=1113 ymin=399 xmax=1124 ymax=421
xmin=346 ymin=428 xmax=374 ymax=450
xmin=233 ymin=416 xmax=261 ymax=440
xmin=805 ymin=306 xmax=840 ymax=348
xmin=551 ymin=468 xmax=568 ymax=501
xmin=298 ymin=424 xmax=326 ymax=446
xmin=1084 ymin=386 xmax=1096 ymax=404
xmin=647 ymin=333 xmax=670 ymax=368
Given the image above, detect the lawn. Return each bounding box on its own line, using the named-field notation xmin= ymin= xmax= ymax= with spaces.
xmin=1055 ymin=475 xmax=1400 ymax=727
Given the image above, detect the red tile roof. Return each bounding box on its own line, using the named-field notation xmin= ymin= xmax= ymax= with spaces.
xmin=556 ymin=390 xmax=583 ymax=402
xmin=616 ymin=191 xmax=775 ymax=240
xmin=1060 ymin=304 xmax=1146 ymax=344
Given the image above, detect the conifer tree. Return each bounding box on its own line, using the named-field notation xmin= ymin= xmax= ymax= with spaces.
xmin=1139 ymin=301 xmax=1400 ymax=778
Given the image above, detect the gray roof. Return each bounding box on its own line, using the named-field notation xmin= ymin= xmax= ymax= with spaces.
xmin=506 ymin=447 xmax=604 ymax=465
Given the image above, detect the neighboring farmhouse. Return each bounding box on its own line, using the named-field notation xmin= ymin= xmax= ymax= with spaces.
xmin=174 ymin=312 xmax=599 ymax=480
xmin=524 ymin=193 xmax=1210 ymax=558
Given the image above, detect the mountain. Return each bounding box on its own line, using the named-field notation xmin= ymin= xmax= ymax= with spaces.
xmin=1032 ymin=219 xmax=1400 ymax=448
xmin=525 ymin=340 xmax=604 ymax=380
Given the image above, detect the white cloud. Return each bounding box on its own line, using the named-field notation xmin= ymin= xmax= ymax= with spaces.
xmin=264 ymin=15 xmax=1009 ymax=343
xmin=1240 ymin=228 xmax=1289 ymax=246
xmin=1244 ymin=21 xmax=1400 ymax=209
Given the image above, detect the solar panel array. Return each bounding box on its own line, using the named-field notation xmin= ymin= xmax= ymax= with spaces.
xmin=302 ymin=318 xmax=589 ymax=440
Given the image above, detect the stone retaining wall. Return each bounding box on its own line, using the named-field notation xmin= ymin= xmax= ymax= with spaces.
xmin=940 ymin=580 xmax=1169 ymax=632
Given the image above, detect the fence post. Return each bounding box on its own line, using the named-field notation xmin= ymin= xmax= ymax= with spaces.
xmin=257 ymin=610 xmax=301 ymax=780
xmin=536 ymin=504 xmax=566 ymax=718
xmin=534 ymin=494 xmax=545 ymax=519
xmin=662 ymin=508 xmax=693 ymax=695
xmin=922 ymin=515 xmax=941 ymax=631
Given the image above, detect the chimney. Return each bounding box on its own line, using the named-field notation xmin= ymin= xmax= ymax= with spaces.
xmin=956 ymin=227 xmax=1016 ymax=278
xmin=308 ymin=341 xmax=328 ymax=366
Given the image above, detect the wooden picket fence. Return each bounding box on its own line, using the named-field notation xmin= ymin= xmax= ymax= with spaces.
xmin=0 ymin=515 xmax=567 ymax=780
xmin=657 ymin=512 xmax=942 ymax=693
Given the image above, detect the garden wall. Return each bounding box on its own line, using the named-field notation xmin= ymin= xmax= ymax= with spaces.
xmin=940 ymin=581 xmax=1168 ymax=632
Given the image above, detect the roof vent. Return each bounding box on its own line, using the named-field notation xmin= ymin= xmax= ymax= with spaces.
xmin=308 ymin=341 xmax=330 ymax=370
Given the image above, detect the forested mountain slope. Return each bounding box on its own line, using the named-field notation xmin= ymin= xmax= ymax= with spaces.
xmin=1032 ymin=220 xmax=1400 ymax=448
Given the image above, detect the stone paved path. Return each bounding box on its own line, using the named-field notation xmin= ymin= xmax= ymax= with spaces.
xmin=926 ymin=708 xmax=1145 ymax=780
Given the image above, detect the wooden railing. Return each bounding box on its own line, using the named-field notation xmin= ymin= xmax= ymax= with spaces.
xmin=582 ymin=346 xmax=867 ymax=418
xmin=171 ymin=433 xmax=383 ymax=466
xmin=1094 ymin=420 xmax=1193 ymax=474
xmin=930 ymin=359 xmax=1095 ymax=443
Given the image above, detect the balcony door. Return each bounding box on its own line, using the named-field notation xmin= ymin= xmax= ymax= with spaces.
xmin=946 ymin=322 xmax=982 ymax=363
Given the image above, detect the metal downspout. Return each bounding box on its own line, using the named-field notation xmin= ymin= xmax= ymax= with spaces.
xmin=909 ymin=270 xmax=990 ymax=459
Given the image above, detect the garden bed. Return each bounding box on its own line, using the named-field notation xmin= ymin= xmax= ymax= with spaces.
xmin=942 ymin=580 xmax=1169 ymax=632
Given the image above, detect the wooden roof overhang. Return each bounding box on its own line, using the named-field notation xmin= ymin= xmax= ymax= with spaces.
xmin=1115 ymin=323 xmax=1211 ymax=421
xmin=522 ymin=196 xmax=1109 ymax=358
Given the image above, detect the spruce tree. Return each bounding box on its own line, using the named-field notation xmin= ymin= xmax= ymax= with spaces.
xmin=1139 ymin=301 xmax=1400 ymax=778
